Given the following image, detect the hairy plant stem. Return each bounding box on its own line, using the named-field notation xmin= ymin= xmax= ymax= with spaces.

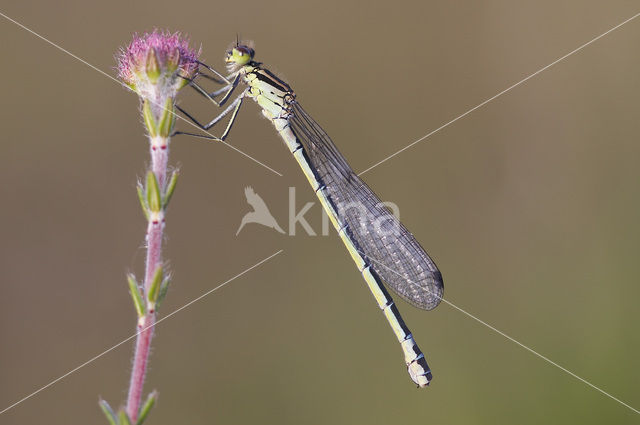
xmin=126 ymin=135 xmax=169 ymax=423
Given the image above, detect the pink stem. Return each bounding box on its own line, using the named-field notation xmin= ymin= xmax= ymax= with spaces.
xmin=126 ymin=314 xmax=155 ymax=422
xmin=126 ymin=136 xmax=169 ymax=423
xmin=150 ymin=139 xmax=169 ymax=191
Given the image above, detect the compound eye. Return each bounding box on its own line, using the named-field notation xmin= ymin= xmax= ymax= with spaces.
xmin=235 ymin=45 xmax=255 ymax=58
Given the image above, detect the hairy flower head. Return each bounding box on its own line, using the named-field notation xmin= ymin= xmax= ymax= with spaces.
xmin=116 ymin=30 xmax=200 ymax=100
xmin=117 ymin=30 xmax=200 ymax=138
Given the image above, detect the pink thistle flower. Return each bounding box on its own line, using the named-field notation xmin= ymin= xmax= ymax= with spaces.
xmin=116 ymin=30 xmax=200 ymax=101
xmin=116 ymin=30 xmax=200 ymax=139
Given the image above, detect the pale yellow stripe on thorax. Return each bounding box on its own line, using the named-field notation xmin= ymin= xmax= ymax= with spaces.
xmin=244 ymin=68 xmax=289 ymax=120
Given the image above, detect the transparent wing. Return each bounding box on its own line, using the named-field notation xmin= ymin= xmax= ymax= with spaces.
xmin=289 ymin=102 xmax=444 ymax=310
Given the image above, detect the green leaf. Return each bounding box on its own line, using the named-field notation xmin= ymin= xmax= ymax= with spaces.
xmin=157 ymin=97 xmax=176 ymax=138
xmin=98 ymin=400 xmax=118 ymax=425
xmin=163 ymin=170 xmax=179 ymax=208
xmin=142 ymin=100 xmax=157 ymax=137
xmin=118 ymin=409 xmax=132 ymax=425
xmin=156 ymin=276 xmax=171 ymax=310
xmin=136 ymin=182 xmax=149 ymax=221
xmin=147 ymin=265 xmax=163 ymax=308
xmin=127 ymin=274 xmax=145 ymax=318
xmin=136 ymin=391 xmax=157 ymax=425
xmin=145 ymin=171 xmax=162 ymax=213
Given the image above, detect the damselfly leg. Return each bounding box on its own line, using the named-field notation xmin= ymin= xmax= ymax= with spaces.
xmin=173 ymin=62 xmax=247 ymax=140
xmin=173 ymin=94 xmax=244 ymax=141
xmin=195 ymin=59 xmax=231 ymax=84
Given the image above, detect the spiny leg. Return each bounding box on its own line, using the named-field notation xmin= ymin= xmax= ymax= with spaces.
xmin=176 ymin=91 xmax=243 ymax=130
xmin=214 ymin=73 xmax=241 ymax=106
xmin=182 ymin=57 xmax=241 ymax=107
xmin=218 ymin=95 xmax=244 ymax=140
xmin=180 ymin=75 xmax=226 ymax=107
xmin=174 ymin=93 xmax=245 ymax=141
xmin=191 ymin=72 xmax=241 ymax=107
xmin=173 ymin=61 xmax=245 ymax=141
xmin=170 ymin=131 xmax=221 ymax=141
xmin=195 ymin=60 xmax=231 ymax=84
xmin=208 ymin=85 xmax=234 ymax=98
xmin=195 ymin=72 xmax=226 ymax=85
xmin=181 ymin=72 xmax=240 ymax=108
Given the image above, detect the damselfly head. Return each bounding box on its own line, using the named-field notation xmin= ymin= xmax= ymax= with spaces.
xmin=225 ymin=43 xmax=254 ymax=72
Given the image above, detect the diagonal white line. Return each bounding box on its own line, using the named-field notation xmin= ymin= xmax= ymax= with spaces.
xmin=0 ymin=10 xmax=283 ymax=177
xmin=0 ymin=250 xmax=283 ymax=416
xmin=361 ymin=251 xmax=639 ymax=414
xmin=442 ymin=298 xmax=640 ymax=414
xmin=358 ymin=11 xmax=640 ymax=176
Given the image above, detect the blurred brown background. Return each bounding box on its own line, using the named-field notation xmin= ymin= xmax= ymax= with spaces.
xmin=1 ymin=1 xmax=639 ymax=424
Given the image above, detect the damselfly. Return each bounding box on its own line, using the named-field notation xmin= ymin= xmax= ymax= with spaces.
xmin=176 ymin=43 xmax=444 ymax=387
